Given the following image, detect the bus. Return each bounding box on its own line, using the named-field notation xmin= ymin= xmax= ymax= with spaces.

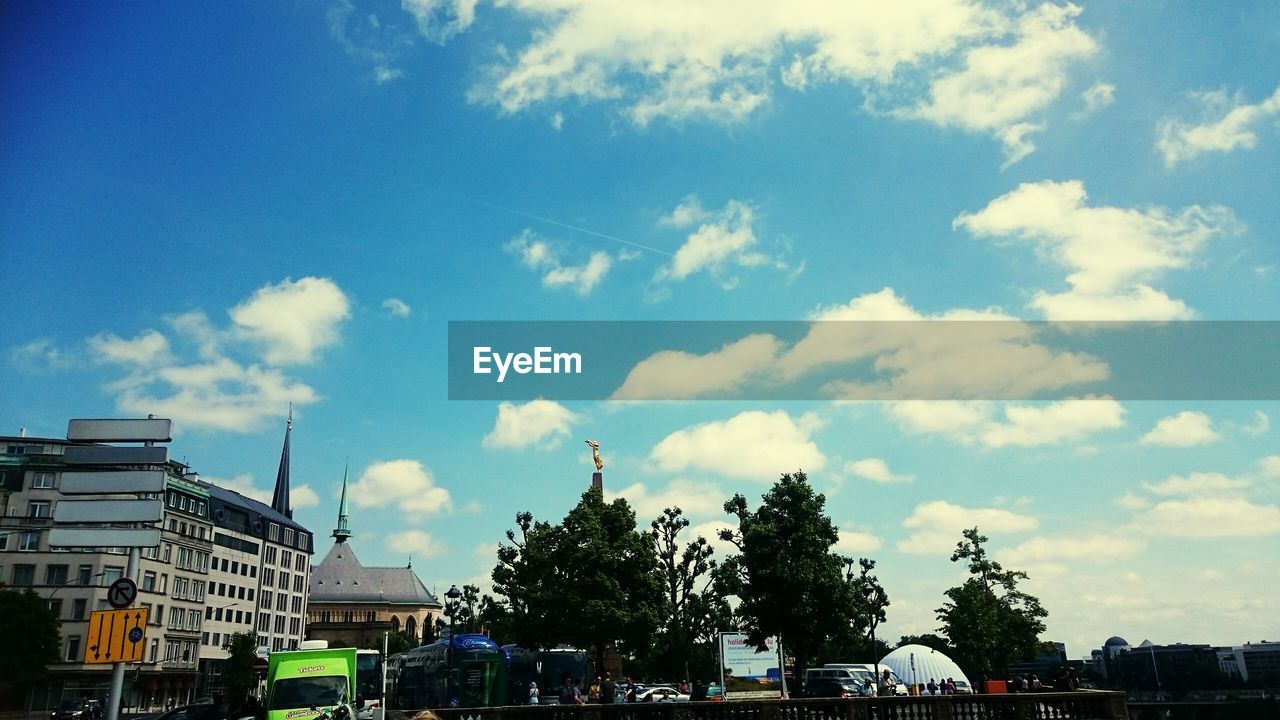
xmin=395 ymin=634 xmax=507 ymax=709
xmin=354 ymin=650 xmax=383 ymax=718
xmin=501 ymin=646 xmax=589 ymax=705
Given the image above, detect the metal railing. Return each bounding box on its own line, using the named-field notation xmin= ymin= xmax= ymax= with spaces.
xmin=406 ymin=692 xmax=1130 ymax=720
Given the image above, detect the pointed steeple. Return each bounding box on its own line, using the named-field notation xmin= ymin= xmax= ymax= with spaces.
xmin=332 ymin=461 xmax=352 ymax=543
xmin=271 ymin=405 xmax=293 ymax=519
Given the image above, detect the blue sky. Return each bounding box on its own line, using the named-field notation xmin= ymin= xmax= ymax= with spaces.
xmin=3 ymin=1 xmax=1279 ymax=660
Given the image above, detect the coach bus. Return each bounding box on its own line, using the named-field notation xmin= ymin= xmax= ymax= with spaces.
xmin=502 ymin=645 xmax=590 ymax=705
xmin=395 ymin=634 xmax=507 ymax=709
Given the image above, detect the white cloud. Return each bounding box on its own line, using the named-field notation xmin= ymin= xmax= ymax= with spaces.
xmin=656 ymin=198 xmax=790 ymax=287
xmin=1140 ymin=411 xmax=1219 ymax=447
xmin=470 ymin=0 xmax=1094 ymax=163
xmin=292 ymin=484 xmax=320 ymax=509
xmin=835 ymin=527 xmax=883 ymax=555
xmin=328 ymin=0 xmax=414 ymax=83
xmin=349 ymin=459 xmax=453 ymax=516
xmin=505 ymin=229 xmax=613 ymax=295
xmin=1078 ymin=81 xmax=1115 ymax=116
xmin=385 ymin=529 xmax=446 ymax=558
xmin=1157 ymin=85 xmax=1280 ymax=167
xmin=206 ymin=472 xmax=320 ymax=510
xmin=401 ymin=0 xmax=476 ymax=43
xmin=482 ymin=400 xmax=577 ymax=450
xmin=1242 ymin=411 xmax=1270 ymax=437
xmin=887 ymin=397 xmax=1125 ymax=448
xmin=995 ymin=533 xmax=1145 ymax=577
xmin=1114 ymin=492 xmax=1150 ymax=511
xmin=89 ymin=330 xmax=173 ymax=368
xmin=382 ymin=298 xmax=412 ymax=318
xmin=956 ymin=180 xmax=1241 ymax=320
xmin=1141 ymin=471 xmax=1250 ymax=497
xmin=898 ymin=500 xmax=1038 ymax=554
xmin=607 ymin=478 xmax=726 ymax=523
xmin=1135 ymin=497 xmax=1280 ymax=538
xmin=845 ymin=457 xmax=914 ymax=484
xmin=229 ymin=277 xmax=350 ymax=366
xmin=612 ymin=334 xmax=783 ymax=400
xmin=650 ymin=410 xmax=826 ymax=480
xmin=9 ymin=338 xmax=75 ymax=371
xmin=897 ymin=3 xmax=1098 ymax=165
xmin=1259 ymin=455 xmax=1280 ymax=480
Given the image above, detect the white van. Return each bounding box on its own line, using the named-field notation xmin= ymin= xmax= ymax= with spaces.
xmin=805 ymin=664 xmax=906 ymax=696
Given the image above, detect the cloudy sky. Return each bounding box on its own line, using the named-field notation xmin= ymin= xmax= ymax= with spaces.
xmin=3 ymin=1 xmax=1278 ymax=659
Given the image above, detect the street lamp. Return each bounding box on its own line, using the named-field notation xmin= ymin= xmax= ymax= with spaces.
xmin=444 ymin=585 xmax=462 ymax=707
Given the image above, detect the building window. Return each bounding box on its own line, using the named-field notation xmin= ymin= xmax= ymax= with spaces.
xmin=45 ymin=564 xmax=69 ymax=585
xmin=206 ymin=607 xmax=214 ymax=620
xmin=250 ymin=566 xmax=257 ymax=578
xmin=142 ymin=571 xmax=157 ymax=592
xmin=102 ymin=566 xmax=124 ymax=584
xmin=27 ymin=500 xmax=51 ymax=518
xmin=66 ymin=635 xmax=82 ymax=662
xmin=202 ymin=632 xmax=210 ymax=645
xmin=48 ymin=598 xmax=63 ymax=619
xmin=18 ymin=532 xmax=40 ymax=552
xmin=283 ymin=528 xmax=294 ymax=546
xmin=149 ymin=639 xmax=159 ymax=663
xmin=293 ymin=576 xmax=303 ymax=593
xmin=72 ymin=598 xmax=87 ymax=620
xmin=188 ymin=609 xmax=200 ymax=629
xmin=268 ymin=523 xmax=280 ymax=542
xmin=248 ymin=589 xmax=254 ymax=601
xmin=153 ymin=604 xmax=164 ymax=625
xmin=278 ymin=572 xmax=289 ymax=590
xmin=32 ymin=472 xmax=56 ymax=489
xmin=281 ymin=551 xmax=292 ymax=568
xmin=211 ymin=632 xmax=219 ymax=647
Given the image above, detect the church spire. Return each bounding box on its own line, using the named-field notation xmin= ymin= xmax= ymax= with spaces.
xmin=332 ymin=461 xmax=352 ymax=543
xmin=271 ymin=405 xmax=293 ymax=519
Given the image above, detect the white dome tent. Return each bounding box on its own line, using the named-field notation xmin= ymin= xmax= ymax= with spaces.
xmin=879 ymin=644 xmax=971 ymax=692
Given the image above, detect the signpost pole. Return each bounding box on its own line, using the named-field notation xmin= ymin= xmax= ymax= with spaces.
xmin=105 ymin=548 xmax=141 ymax=720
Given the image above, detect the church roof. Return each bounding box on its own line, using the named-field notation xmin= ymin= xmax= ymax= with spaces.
xmin=308 ymin=541 xmax=441 ymax=606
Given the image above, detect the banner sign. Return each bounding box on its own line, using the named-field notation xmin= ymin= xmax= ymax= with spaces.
xmin=718 ymin=632 xmax=783 ymax=699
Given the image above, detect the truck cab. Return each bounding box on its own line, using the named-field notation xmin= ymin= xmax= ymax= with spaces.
xmin=266 ymin=642 xmax=358 ymax=720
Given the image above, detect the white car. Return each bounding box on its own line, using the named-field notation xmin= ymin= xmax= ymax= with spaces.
xmin=636 ymin=687 xmax=689 ymax=703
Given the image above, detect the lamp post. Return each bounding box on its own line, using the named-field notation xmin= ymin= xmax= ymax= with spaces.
xmin=862 ymin=584 xmax=886 ymax=695
xmin=444 ymin=585 xmax=462 ymax=707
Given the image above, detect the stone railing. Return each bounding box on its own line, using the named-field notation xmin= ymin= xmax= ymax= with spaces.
xmin=409 ymin=692 xmax=1128 ymax=720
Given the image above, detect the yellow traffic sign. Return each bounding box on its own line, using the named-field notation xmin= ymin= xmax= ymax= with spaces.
xmin=84 ymin=607 xmax=149 ymax=664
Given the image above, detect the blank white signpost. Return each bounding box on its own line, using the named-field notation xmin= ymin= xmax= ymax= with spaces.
xmin=53 ymin=418 xmax=171 ymax=720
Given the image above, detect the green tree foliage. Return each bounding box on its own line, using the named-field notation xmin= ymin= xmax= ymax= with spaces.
xmin=716 ymin=470 xmax=860 ymax=675
xmin=937 ymin=527 xmax=1048 ymax=681
xmin=444 ymin=584 xmax=483 ymax=634
xmin=221 ymin=631 xmax=259 ymax=707
xmin=0 ymin=588 xmax=60 ymax=692
xmin=650 ymin=507 xmax=734 ymax=680
xmin=490 ymin=487 xmax=662 ymax=670
xmin=384 ymin=631 xmax=419 ymax=655
xmin=897 ymin=633 xmax=953 ymax=654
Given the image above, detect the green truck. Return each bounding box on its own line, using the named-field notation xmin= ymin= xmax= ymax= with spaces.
xmin=266 ymin=643 xmax=359 ymax=720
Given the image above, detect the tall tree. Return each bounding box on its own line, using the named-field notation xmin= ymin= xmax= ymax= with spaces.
xmin=0 ymin=588 xmax=60 ymax=694
xmin=937 ymin=527 xmax=1047 ymax=681
xmin=844 ymin=557 xmax=889 ymax=662
xmin=490 ymin=487 xmax=662 ymax=670
xmin=650 ymin=507 xmax=732 ymax=679
xmin=444 ymin=584 xmax=483 ymax=634
xmin=221 ymin=631 xmax=258 ymax=707
xmin=716 ymin=470 xmax=859 ymax=676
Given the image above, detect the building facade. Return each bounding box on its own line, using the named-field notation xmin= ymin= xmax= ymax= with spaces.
xmin=305 ymin=476 xmax=441 ymax=649
xmin=0 ymin=416 xmax=313 ymax=712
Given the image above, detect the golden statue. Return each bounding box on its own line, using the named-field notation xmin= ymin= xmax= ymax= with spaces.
xmin=585 ymin=439 xmax=604 ymax=471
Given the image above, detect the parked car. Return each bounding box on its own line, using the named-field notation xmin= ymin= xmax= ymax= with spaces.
xmin=51 ymin=699 xmax=102 ymax=720
xmin=636 ymin=687 xmax=689 ymax=702
xmin=804 ymin=678 xmax=862 ymax=699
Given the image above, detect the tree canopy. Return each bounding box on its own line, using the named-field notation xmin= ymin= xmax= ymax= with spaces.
xmin=716 ymin=470 xmax=862 ymax=674
xmin=220 ymin=631 xmax=259 ymax=707
xmin=936 ymin=527 xmax=1048 ymax=681
xmin=0 ymin=588 xmax=60 ymax=692
xmin=651 ymin=507 xmax=733 ymax=679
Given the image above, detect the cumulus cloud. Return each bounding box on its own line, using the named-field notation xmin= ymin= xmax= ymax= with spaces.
xmin=89 ymin=330 xmax=174 ymax=368
xmin=328 ymin=0 xmax=417 ymax=83
xmin=1136 ymin=497 xmax=1280 ymax=538
xmin=382 ymin=298 xmax=411 ymax=318
xmin=1140 ymin=411 xmax=1219 ymax=447
xmin=656 ymin=197 xmax=792 ymax=288
xmin=1241 ymin=411 xmax=1270 ymax=437
xmin=349 ymin=459 xmax=453 ymax=516
xmin=612 ymin=334 xmax=784 ymax=400
xmin=956 ymin=180 xmax=1241 ymax=320
xmin=230 ymin=277 xmax=350 ymax=365
xmin=649 ymin=410 xmax=826 ymax=480
xmin=845 ymin=457 xmax=914 ymax=484
xmin=896 ymin=3 xmax=1098 ymax=165
xmin=402 ymin=0 xmax=476 ymax=43
xmin=835 ymin=527 xmax=884 ymax=555
xmin=1142 ymin=471 xmax=1249 ymax=497
xmin=607 ymin=478 xmax=727 ymax=523
xmin=887 ymin=397 xmax=1125 ymax=448
xmin=8 ymin=338 xmax=76 ymax=372
xmin=469 ymin=0 xmax=1094 ymax=162
xmin=205 ymin=472 xmax=320 ymax=509
xmin=1078 ymin=81 xmax=1115 ymax=116
xmin=898 ymin=500 xmax=1038 ymax=554
xmin=995 ymin=533 xmax=1145 ymax=577
xmin=386 ymin=529 xmax=446 ymax=559
xmin=505 ymin=229 xmax=614 ymax=295
xmin=1157 ymin=85 xmax=1280 ymax=167
xmin=482 ymin=400 xmax=578 ymax=450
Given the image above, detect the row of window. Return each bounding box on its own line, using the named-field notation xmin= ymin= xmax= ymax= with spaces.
xmin=166 ymin=491 xmax=208 ymax=518
xmin=0 ymin=562 xmax=124 ymax=587
xmin=204 ymin=605 xmax=252 ymax=625
xmin=166 ymin=517 xmax=209 ymax=542
xmin=212 ymin=580 xmax=254 ymax=602
xmin=168 ymin=606 xmax=202 ymax=632
xmin=214 ymin=555 xmax=257 ymax=578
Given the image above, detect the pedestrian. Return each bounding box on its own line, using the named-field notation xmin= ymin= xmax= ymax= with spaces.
xmin=572 ymin=679 xmax=586 ymax=705
xmin=861 ymin=677 xmax=877 ymax=697
xmin=559 ymin=680 xmax=574 ymax=706
xmin=600 ymin=673 xmax=617 ymax=704
xmin=878 ymin=668 xmax=896 ymax=696
xmin=528 ymin=682 xmax=540 ymax=705
xmin=625 ymin=677 xmax=637 ymax=703
xmin=927 ymin=678 xmax=937 ymax=696
xmin=588 ymin=676 xmax=602 ymax=703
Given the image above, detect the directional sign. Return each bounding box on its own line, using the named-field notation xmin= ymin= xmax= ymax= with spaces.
xmin=85 ymin=607 xmax=149 ymax=663
xmin=59 ymin=470 xmax=167 ymax=495
xmin=48 ymin=527 xmax=161 ymax=549
xmin=63 ymin=446 xmax=169 ymax=465
xmin=107 ymin=578 xmax=138 ymax=609
xmin=68 ymin=418 xmax=173 ymax=443
xmin=55 ymin=499 xmax=163 ymax=524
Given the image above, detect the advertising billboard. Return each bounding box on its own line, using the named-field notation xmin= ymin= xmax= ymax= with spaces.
xmin=718 ymin=632 xmax=784 ymax=699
